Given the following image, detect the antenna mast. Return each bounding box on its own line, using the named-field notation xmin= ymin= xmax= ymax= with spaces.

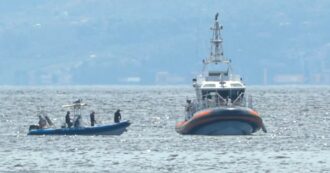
xmin=204 ymin=13 xmax=229 ymax=65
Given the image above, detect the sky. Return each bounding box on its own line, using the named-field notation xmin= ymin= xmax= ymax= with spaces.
xmin=0 ymin=0 xmax=330 ymax=85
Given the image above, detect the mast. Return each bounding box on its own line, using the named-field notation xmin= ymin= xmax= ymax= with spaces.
xmin=203 ymin=13 xmax=230 ymax=66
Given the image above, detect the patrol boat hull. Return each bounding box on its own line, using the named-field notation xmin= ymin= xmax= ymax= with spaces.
xmin=28 ymin=120 xmax=131 ymax=135
xmin=175 ymin=107 xmax=265 ymax=135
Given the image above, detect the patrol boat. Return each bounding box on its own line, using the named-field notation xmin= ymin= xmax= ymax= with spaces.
xmin=176 ymin=13 xmax=267 ymax=135
xmin=28 ymin=100 xmax=130 ymax=135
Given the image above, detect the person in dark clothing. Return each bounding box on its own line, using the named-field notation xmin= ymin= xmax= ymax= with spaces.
xmin=90 ymin=111 xmax=96 ymax=126
xmin=38 ymin=115 xmax=47 ymax=129
xmin=73 ymin=115 xmax=82 ymax=128
xmin=65 ymin=111 xmax=72 ymax=128
xmin=114 ymin=109 xmax=121 ymax=123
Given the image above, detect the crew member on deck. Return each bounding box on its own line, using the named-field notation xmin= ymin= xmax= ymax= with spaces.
xmin=65 ymin=111 xmax=72 ymax=128
xmin=38 ymin=115 xmax=47 ymax=129
xmin=185 ymin=100 xmax=193 ymax=120
xmin=114 ymin=109 xmax=121 ymax=123
xmin=90 ymin=111 xmax=96 ymax=126
xmin=74 ymin=115 xmax=82 ymax=128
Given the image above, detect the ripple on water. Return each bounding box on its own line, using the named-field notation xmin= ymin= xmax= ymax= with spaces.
xmin=0 ymin=86 xmax=329 ymax=172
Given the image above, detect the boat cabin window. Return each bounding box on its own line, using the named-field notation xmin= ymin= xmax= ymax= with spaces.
xmin=230 ymin=83 xmax=243 ymax=87
xmin=203 ymin=84 xmax=216 ymax=88
xmin=202 ymin=89 xmax=245 ymax=101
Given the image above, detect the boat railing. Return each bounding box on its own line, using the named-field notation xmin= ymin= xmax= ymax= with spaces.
xmin=187 ymin=92 xmax=251 ymax=115
xmin=232 ymin=92 xmax=244 ymax=105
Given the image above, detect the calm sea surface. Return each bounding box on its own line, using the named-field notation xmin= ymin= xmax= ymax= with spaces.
xmin=0 ymin=86 xmax=329 ymax=172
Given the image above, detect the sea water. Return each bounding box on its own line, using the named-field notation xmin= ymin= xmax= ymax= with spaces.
xmin=0 ymin=86 xmax=329 ymax=172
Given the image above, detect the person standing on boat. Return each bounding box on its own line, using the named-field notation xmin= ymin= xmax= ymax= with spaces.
xmin=65 ymin=111 xmax=72 ymax=128
xmin=114 ymin=109 xmax=121 ymax=123
xmin=38 ymin=115 xmax=47 ymax=129
xmin=74 ymin=115 xmax=82 ymax=128
xmin=90 ymin=111 xmax=96 ymax=126
xmin=185 ymin=100 xmax=193 ymax=120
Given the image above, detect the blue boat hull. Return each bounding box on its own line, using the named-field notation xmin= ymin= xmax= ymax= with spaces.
xmin=28 ymin=121 xmax=131 ymax=135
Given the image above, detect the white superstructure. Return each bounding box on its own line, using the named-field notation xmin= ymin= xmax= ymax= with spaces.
xmin=186 ymin=13 xmax=250 ymax=119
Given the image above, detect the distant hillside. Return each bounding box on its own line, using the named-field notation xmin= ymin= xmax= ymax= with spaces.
xmin=0 ymin=0 xmax=329 ymax=85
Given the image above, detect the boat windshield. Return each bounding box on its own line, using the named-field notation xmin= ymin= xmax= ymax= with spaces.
xmin=202 ymin=89 xmax=245 ymax=101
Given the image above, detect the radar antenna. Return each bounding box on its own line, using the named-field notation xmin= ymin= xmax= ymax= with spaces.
xmin=203 ymin=12 xmax=229 ymax=65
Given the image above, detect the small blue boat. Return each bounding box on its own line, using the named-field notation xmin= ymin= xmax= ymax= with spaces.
xmin=28 ymin=120 xmax=130 ymax=135
xmin=28 ymin=100 xmax=131 ymax=136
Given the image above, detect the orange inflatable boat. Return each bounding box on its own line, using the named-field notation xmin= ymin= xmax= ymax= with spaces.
xmin=176 ymin=107 xmax=266 ymax=135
